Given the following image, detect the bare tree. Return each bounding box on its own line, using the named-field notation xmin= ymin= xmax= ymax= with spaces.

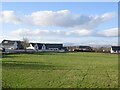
xmin=21 ymin=38 xmax=30 ymax=52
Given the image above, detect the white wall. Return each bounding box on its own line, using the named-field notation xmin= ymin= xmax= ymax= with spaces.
xmin=13 ymin=42 xmax=18 ymax=49
xmin=27 ymin=44 xmax=35 ymax=50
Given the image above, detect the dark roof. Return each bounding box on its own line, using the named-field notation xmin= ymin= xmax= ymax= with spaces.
xmin=111 ymin=46 xmax=120 ymax=50
xmin=2 ymin=39 xmax=22 ymax=44
xmin=79 ymin=46 xmax=91 ymax=48
xmin=45 ymin=44 xmax=63 ymax=49
xmin=2 ymin=40 xmax=16 ymax=45
xmin=2 ymin=40 xmax=23 ymax=49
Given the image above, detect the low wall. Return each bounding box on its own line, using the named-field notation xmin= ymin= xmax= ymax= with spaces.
xmin=4 ymin=49 xmax=65 ymax=53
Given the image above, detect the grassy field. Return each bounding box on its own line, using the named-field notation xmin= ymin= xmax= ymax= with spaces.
xmin=2 ymin=52 xmax=118 ymax=88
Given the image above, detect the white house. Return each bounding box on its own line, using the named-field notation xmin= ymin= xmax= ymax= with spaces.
xmin=26 ymin=43 xmax=36 ymax=50
xmin=27 ymin=43 xmax=64 ymax=51
xmin=111 ymin=46 xmax=120 ymax=53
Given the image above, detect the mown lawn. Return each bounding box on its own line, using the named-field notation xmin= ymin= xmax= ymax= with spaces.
xmin=2 ymin=52 xmax=118 ymax=88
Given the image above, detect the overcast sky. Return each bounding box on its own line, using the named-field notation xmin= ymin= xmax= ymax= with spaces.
xmin=0 ymin=2 xmax=118 ymax=45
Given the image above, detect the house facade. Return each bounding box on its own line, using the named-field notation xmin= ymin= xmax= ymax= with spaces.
xmin=111 ymin=46 xmax=120 ymax=53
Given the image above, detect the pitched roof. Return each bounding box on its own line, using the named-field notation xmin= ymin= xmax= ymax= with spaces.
xmin=45 ymin=44 xmax=63 ymax=49
xmin=2 ymin=40 xmax=14 ymax=45
xmin=2 ymin=40 xmax=21 ymax=45
xmin=2 ymin=40 xmax=23 ymax=49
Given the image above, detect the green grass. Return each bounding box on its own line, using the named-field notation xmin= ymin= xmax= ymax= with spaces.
xmin=2 ymin=52 xmax=118 ymax=88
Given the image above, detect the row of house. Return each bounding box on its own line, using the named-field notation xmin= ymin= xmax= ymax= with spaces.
xmin=0 ymin=40 xmax=120 ymax=53
xmin=0 ymin=40 xmax=93 ymax=52
xmin=0 ymin=40 xmax=64 ymax=52
xmin=27 ymin=43 xmax=64 ymax=51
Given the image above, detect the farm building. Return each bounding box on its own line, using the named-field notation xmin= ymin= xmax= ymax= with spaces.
xmin=79 ymin=46 xmax=93 ymax=51
xmin=63 ymin=46 xmax=79 ymax=51
xmin=65 ymin=46 xmax=93 ymax=52
xmin=111 ymin=46 xmax=120 ymax=53
xmin=27 ymin=43 xmax=64 ymax=51
xmin=1 ymin=40 xmax=23 ymax=50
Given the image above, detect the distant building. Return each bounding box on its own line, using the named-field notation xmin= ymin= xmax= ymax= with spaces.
xmin=65 ymin=46 xmax=93 ymax=52
xmin=111 ymin=46 xmax=120 ymax=53
xmin=79 ymin=46 xmax=93 ymax=51
xmin=27 ymin=43 xmax=64 ymax=51
xmin=1 ymin=40 xmax=23 ymax=50
xmin=64 ymin=46 xmax=79 ymax=51
xmin=1 ymin=40 xmax=65 ymax=52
